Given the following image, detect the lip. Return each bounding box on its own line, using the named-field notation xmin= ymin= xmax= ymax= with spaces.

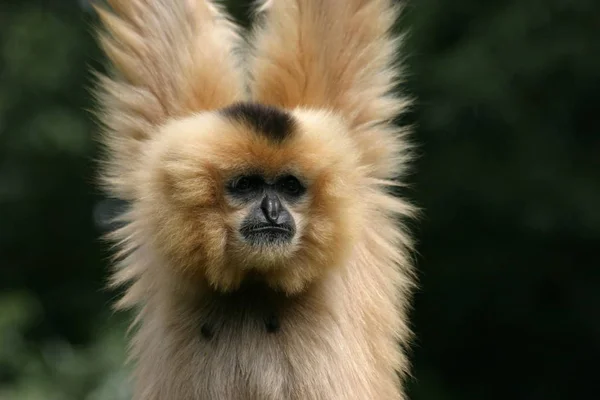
xmin=249 ymin=226 xmax=292 ymax=233
xmin=240 ymin=224 xmax=295 ymax=243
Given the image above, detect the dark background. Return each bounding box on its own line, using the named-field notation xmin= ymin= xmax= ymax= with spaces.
xmin=1 ymin=0 xmax=599 ymax=399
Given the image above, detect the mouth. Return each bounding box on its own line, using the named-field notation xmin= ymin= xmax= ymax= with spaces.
xmin=240 ymin=224 xmax=295 ymax=245
xmin=251 ymin=226 xmax=292 ymax=233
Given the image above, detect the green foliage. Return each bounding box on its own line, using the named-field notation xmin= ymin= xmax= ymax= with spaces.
xmin=0 ymin=292 xmax=130 ymax=400
xmin=0 ymin=0 xmax=598 ymax=399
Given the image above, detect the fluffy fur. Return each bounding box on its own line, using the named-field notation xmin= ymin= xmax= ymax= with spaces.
xmin=93 ymin=0 xmax=416 ymax=399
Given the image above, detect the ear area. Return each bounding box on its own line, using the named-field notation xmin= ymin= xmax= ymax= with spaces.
xmin=93 ymin=0 xmax=245 ymax=200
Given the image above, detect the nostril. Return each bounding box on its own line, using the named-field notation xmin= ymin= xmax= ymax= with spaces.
xmin=261 ymin=195 xmax=281 ymax=223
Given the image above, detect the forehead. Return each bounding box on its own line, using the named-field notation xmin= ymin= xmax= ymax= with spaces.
xmin=162 ymin=104 xmax=354 ymax=182
xmin=216 ymin=103 xmax=326 ymax=178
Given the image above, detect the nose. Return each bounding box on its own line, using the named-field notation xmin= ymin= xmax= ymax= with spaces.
xmin=260 ymin=194 xmax=281 ymax=223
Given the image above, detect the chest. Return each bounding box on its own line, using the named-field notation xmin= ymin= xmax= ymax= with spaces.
xmin=150 ymin=284 xmax=375 ymax=399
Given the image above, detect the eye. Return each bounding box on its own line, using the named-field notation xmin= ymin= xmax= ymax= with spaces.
xmin=230 ymin=175 xmax=261 ymax=194
xmin=234 ymin=177 xmax=251 ymax=191
xmin=278 ymin=175 xmax=304 ymax=196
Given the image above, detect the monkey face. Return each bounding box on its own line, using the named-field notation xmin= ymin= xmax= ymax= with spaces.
xmin=226 ymin=173 xmax=302 ymax=247
xmin=137 ymin=104 xmax=364 ymax=294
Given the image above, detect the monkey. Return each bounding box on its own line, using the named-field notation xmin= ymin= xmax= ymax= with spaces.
xmin=93 ymin=0 xmax=416 ymax=399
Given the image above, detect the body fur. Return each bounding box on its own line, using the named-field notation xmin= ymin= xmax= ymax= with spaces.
xmin=94 ymin=1 xmax=416 ymax=399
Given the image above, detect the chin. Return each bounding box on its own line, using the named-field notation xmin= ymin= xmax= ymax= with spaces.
xmin=226 ymin=234 xmax=300 ymax=290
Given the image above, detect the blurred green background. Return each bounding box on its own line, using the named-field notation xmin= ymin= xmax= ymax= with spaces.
xmin=0 ymin=0 xmax=598 ymax=399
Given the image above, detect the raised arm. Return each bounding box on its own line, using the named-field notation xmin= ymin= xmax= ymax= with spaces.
xmin=250 ymin=1 xmax=409 ymax=130
xmin=248 ymin=0 xmax=411 ymax=179
xmin=94 ymin=0 xmax=244 ymax=199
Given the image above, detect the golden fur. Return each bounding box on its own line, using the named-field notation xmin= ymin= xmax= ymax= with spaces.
xmin=94 ymin=0 xmax=416 ymax=399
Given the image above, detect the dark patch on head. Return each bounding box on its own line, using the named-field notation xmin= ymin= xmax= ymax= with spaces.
xmin=221 ymin=102 xmax=295 ymax=143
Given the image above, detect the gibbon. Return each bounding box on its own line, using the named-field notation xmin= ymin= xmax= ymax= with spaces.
xmin=93 ymin=0 xmax=416 ymax=399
